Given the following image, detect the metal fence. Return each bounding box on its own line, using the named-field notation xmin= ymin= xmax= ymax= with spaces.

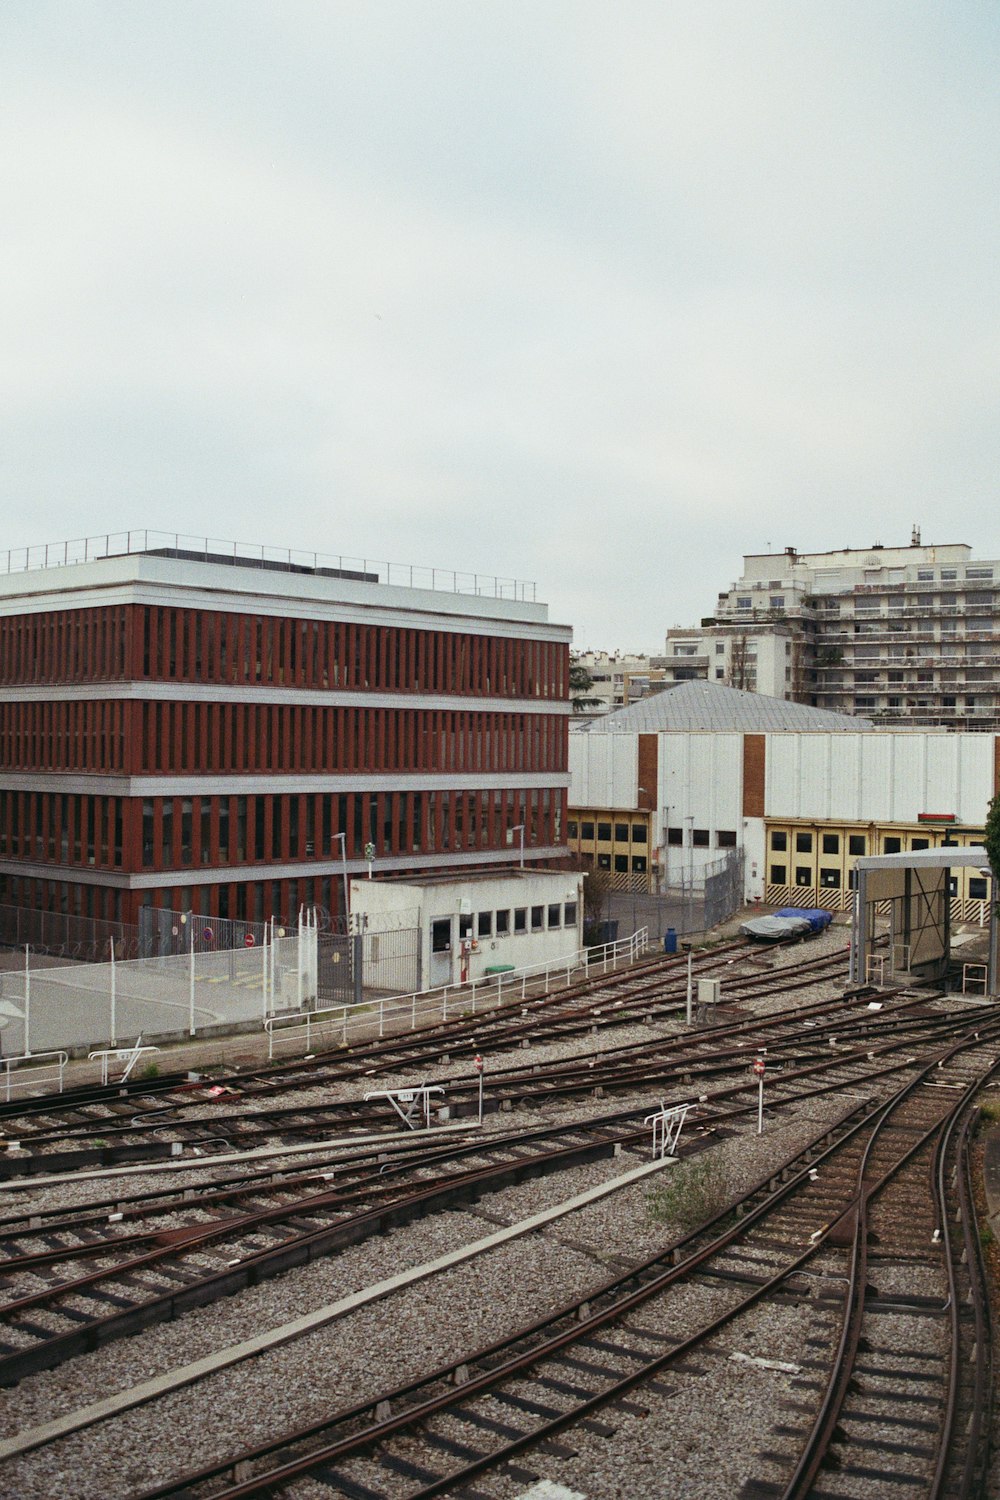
xmin=0 ymin=904 xmax=142 ymax=963
xmin=0 ymin=933 xmax=312 ymax=1056
xmin=267 ymin=928 xmax=650 ymax=1060
xmin=606 ymin=849 xmax=746 ymax=942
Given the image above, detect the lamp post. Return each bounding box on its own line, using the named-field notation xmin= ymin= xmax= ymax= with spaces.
xmin=333 ymin=831 xmax=350 ymax=923
xmin=510 ymin=823 xmax=525 ymax=868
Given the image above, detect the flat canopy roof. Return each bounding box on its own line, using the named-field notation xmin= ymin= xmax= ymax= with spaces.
xmin=856 ymin=849 xmax=991 ymax=873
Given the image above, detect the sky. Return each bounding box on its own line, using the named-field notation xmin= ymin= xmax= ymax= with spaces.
xmin=2 ymin=2 xmax=999 ymax=650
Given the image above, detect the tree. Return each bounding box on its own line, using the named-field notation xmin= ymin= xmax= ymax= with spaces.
xmin=569 ymin=655 xmax=603 ymax=713
xmin=985 ymin=793 xmax=1000 ymax=900
xmin=582 ymin=864 xmax=611 ymax=927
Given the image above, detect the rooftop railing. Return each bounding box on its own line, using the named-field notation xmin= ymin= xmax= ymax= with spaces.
xmin=0 ymin=531 xmax=537 ymax=603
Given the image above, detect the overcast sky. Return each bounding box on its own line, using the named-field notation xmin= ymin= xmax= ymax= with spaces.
xmin=3 ymin=2 xmax=998 ymax=650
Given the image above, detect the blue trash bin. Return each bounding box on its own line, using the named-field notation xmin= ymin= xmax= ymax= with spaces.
xmin=664 ymin=928 xmax=677 ymax=954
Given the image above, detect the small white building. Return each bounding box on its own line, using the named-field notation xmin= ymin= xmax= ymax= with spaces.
xmin=351 ymin=868 xmax=583 ymax=992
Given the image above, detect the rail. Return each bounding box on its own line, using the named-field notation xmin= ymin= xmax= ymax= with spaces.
xmin=0 ymin=530 xmax=537 ymax=603
xmin=0 ymin=1051 xmax=69 ymax=1102
xmin=265 ymin=929 xmax=650 ymax=1059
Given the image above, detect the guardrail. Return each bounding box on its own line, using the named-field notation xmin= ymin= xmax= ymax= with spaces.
xmin=265 ymin=929 xmax=650 ymax=1059
xmin=0 ymin=1051 xmax=69 ymax=1101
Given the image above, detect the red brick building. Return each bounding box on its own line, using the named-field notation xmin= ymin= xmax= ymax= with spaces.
xmin=0 ymin=537 xmax=571 ymax=926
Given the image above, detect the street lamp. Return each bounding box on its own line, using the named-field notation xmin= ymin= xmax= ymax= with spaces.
xmin=333 ymin=832 xmax=350 ymax=923
xmin=510 ymin=823 xmax=525 ymax=868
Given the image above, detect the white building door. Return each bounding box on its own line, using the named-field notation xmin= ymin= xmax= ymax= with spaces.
xmin=429 ymin=916 xmax=453 ymax=986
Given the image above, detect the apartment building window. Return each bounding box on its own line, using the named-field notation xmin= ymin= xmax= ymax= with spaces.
xmin=917 ymin=570 xmax=934 ymax=581
xmin=967 ymin=568 xmax=994 ymax=580
xmin=715 ymin=642 xmax=725 ymax=654
xmin=941 ymin=569 xmax=957 ymax=581
xmin=888 ymin=697 xmax=902 ymax=708
xmin=770 ymin=596 xmax=784 ymax=608
xmin=715 ymin=668 xmax=725 ymax=679
xmin=942 ymin=696 xmax=956 ymax=708
xmin=737 ymin=597 xmax=751 ymax=609
xmin=770 ymin=864 xmax=786 ymax=883
xmin=856 ymin=697 xmax=876 ymax=710
xmin=849 ymin=835 xmax=866 ymax=855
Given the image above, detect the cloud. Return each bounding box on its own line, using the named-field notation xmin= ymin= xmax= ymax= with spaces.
xmin=0 ymin=1 xmax=998 ymax=644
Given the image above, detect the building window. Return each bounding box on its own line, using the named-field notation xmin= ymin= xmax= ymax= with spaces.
xmin=737 ymin=597 xmax=751 ymax=610
xmin=597 ymin=853 xmax=611 ymax=869
xmin=770 ymin=596 xmax=784 ymax=609
xmin=547 ymin=904 xmax=561 ymax=928
xmin=795 ymin=867 xmax=812 ymax=886
xmin=795 ymin=832 xmax=812 ymax=853
xmin=948 ymin=877 xmax=958 ymax=896
xmin=615 ymin=822 xmax=629 ymax=841
xmin=970 ymin=878 xmax=989 ymax=900
xmin=632 ymin=855 xmax=647 ymax=873
xmin=770 ymin=864 xmax=786 ymax=884
xmin=692 ymin=829 xmax=710 ymax=847
xmin=496 ymin=909 xmax=511 ymax=934
xmin=632 ymin=824 xmax=647 ymax=842
xmin=771 ymin=831 xmax=787 ymax=851
xmin=514 ymin=907 xmax=527 ymax=932
xmin=597 ymin=822 xmax=612 ymax=842
xmin=567 ymin=820 xmax=578 ymax=839
xmin=715 ymin=642 xmax=725 ymax=654
xmin=849 ymin=835 xmax=866 ymax=856
xmin=717 ymin=830 xmax=737 ymax=847
xmin=820 ymin=868 xmax=841 ymax=888
xmin=941 ymin=569 xmax=957 ymax=581
xmin=884 ymin=837 xmax=901 ymax=854
xmin=911 ymin=838 xmax=929 ymax=851
xmin=531 ymin=905 xmax=544 ymax=931
xmin=564 ymin=901 xmax=578 ymax=925
xmin=967 ymin=567 xmax=994 ymax=579
xmin=917 ymin=570 xmax=933 ymax=581
xmin=667 ymin=828 xmax=683 ymax=846
xmin=614 ymin=854 xmax=628 ymax=872
xmin=821 ymin=834 xmax=839 ymax=854
xmin=431 ymin=918 xmax=451 ymax=953
xmin=715 ymin=668 xmax=725 ymax=679
xmin=581 ymin=821 xmax=594 ymax=840
xmin=477 ymin=910 xmax=493 ymax=938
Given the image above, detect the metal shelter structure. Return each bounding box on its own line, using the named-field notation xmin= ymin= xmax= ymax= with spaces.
xmin=850 ymin=848 xmax=998 ymax=994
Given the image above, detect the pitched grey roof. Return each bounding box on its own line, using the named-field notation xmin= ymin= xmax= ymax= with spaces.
xmin=571 ymin=680 xmax=874 ymax=734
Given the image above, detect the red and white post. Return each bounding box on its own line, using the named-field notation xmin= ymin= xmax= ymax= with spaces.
xmin=753 ymin=1055 xmax=766 ymax=1134
xmin=473 ymin=1052 xmax=484 ymax=1124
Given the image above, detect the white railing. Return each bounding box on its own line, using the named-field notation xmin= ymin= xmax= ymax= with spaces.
xmin=265 ymin=929 xmax=650 ymax=1059
xmin=0 ymin=531 xmax=537 ymax=602
xmin=0 ymin=1051 xmax=69 ymax=1101
xmin=88 ymin=1040 xmax=161 ymax=1086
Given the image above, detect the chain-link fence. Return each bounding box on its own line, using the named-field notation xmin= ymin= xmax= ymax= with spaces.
xmin=0 ymin=904 xmax=141 ymax=962
xmin=605 ymin=850 xmax=746 ymax=942
xmin=0 ymin=934 xmax=310 ymax=1056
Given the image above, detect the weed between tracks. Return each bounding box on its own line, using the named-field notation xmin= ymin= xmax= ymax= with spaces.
xmin=647 ymin=1154 xmax=732 ymax=1234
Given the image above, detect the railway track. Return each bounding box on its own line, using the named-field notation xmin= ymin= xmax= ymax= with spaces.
xmin=128 ymin=1023 xmax=1000 ymax=1500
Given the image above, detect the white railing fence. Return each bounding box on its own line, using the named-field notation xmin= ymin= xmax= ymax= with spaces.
xmin=266 ymin=928 xmax=650 ymax=1059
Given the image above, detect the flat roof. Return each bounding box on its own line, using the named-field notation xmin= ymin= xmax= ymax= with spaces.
xmin=856 ymin=849 xmax=990 ymax=872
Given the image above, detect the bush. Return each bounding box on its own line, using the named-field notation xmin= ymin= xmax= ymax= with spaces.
xmin=139 ymin=1061 xmax=161 ymax=1080
xmin=647 ymin=1154 xmax=731 ymax=1233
